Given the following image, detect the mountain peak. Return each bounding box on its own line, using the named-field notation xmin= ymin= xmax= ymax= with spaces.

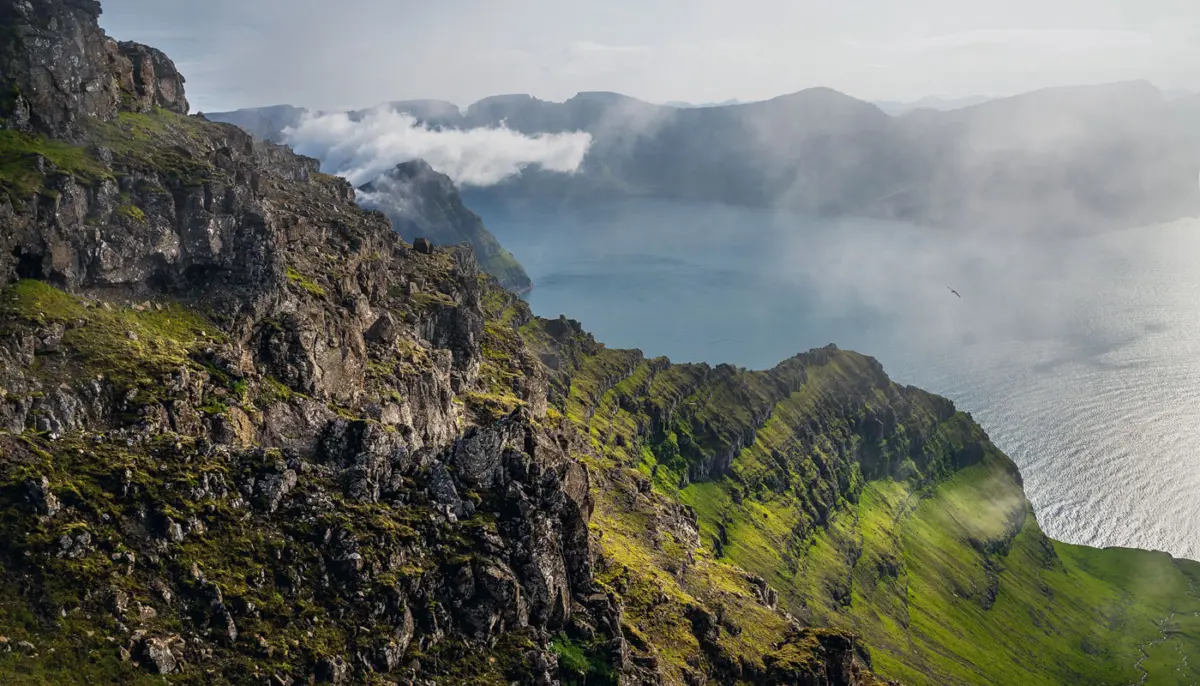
xmin=360 ymin=158 xmax=446 ymax=189
xmin=568 ymin=91 xmax=646 ymax=104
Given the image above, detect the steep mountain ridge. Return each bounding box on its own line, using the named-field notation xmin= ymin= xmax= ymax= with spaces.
xmin=4 ymin=2 xmax=1200 ymax=686
xmin=527 ymin=323 xmax=1200 ymax=685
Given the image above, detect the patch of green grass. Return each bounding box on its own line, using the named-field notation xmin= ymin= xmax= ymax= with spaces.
xmin=0 ymin=280 xmax=222 ymax=400
xmin=116 ymin=204 xmax=146 ymax=222
xmin=550 ymin=635 xmax=617 ymax=685
xmin=198 ymin=399 xmax=228 ymax=416
xmin=408 ymin=290 xmax=456 ymax=310
xmin=0 ymin=130 xmax=113 ymax=203
xmin=256 ymin=377 xmax=297 ymax=406
xmin=461 ymin=392 xmax=525 ymax=423
xmin=84 ymin=109 xmax=223 ymax=185
xmin=285 ymin=267 xmax=327 ymax=298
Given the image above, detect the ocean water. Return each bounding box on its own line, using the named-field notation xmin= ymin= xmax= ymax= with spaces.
xmin=470 ymin=196 xmax=1200 ymax=560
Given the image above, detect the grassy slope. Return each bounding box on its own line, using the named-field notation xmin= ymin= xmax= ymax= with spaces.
xmin=528 ymin=326 xmax=1200 ymax=685
xmin=483 ymin=298 xmax=882 ymax=685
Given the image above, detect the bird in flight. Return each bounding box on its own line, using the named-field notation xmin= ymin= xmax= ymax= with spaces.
xmin=948 ymin=287 xmax=961 ymax=298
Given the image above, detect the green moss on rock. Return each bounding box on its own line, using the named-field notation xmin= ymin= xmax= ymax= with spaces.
xmin=0 ymin=130 xmax=112 ymax=203
xmin=116 ymin=204 xmax=146 ymax=222
xmin=285 ymin=267 xmax=326 ymax=298
xmin=0 ymin=280 xmax=222 ymax=397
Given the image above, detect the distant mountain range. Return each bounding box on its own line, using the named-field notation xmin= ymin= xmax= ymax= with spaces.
xmin=207 ymin=82 xmax=1200 ymax=233
xmin=663 ymin=99 xmax=750 ymax=108
xmin=871 ymin=94 xmax=994 ymax=115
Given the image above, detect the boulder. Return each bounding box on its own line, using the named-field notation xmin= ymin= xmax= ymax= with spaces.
xmin=137 ymin=637 xmax=178 ymax=674
xmin=24 ymin=476 xmax=60 ymax=517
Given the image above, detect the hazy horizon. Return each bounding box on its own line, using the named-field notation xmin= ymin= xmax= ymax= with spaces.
xmin=96 ymin=0 xmax=1200 ymax=114
xmin=187 ymin=80 xmax=1188 ymax=118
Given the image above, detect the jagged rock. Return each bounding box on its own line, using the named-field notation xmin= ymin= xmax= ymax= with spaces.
xmin=315 ymin=655 xmax=349 ymax=683
xmin=57 ymin=530 xmax=93 ymax=558
xmin=366 ymin=313 xmax=400 ymax=344
xmin=31 ymin=386 xmax=89 ymax=435
xmin=117 ymin=41 xmax=189 ymax=115
xmin=215 ymin=603 xmax=238 ymax=644
xmin=112 ymin=588 xmax=130 ymax=615
xmin=164 ymin=518 xmax=185 ymax=543
xmin=193 ymin=579 xmax=238 ymax=644
xmin=0 ymin=0 xmax=184 ymax=136
xmin=137 ymin=637 xmax=178 ymax=674
xmin=375 ymin=640 xmax=405 ymax=673
xmin=256 ymin=468 xmax=298 ymax=513
xmin=450 ymin=419 xmax=522 ymax=488
xmin=24 ymin=476 xmax=60 ymax=516
xmin=426 ymin=464 xmax=461 ymax=514
xmin=746 ymin=574 xmax=779 ymax=609
xmin=412 ymin=238 xmax=434 ymax=254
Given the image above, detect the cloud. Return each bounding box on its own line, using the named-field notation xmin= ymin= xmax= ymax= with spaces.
xmin=281 ymin=108 xmax=593 ymax=187
xmin=354 ymin=175 xmax=424 ymax=223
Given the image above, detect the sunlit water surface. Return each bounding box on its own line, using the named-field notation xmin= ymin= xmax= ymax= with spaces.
xmin=468 ymin=196 xmax=1200 ymax=560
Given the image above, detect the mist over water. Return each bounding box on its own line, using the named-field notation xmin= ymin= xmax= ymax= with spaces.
xmin=469 ymin=196 xmax=1200 ymax=560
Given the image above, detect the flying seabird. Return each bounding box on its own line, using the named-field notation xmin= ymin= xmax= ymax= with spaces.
xmin=947 ymin=287 xmax=961 ymax=298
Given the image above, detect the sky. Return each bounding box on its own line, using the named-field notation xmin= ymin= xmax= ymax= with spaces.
xmin=97 ymin=0 xmax=1200 ymax=114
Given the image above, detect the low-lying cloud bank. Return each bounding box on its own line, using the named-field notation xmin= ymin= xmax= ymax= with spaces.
xmin=282 ymin=108 xmax=593 ymax=187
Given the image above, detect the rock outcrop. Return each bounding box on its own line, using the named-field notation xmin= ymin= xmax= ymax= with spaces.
xmin=0 ymin=0 xmax=187 ymax=137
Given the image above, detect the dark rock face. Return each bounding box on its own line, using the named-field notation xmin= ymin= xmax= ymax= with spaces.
xmin=23 ymin=475 xmax=60 ymax=515
xmin=412 ymin=236 xmax=434 ymax=254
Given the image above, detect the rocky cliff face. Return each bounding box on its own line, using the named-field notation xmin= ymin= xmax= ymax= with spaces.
xmin=0 ymin=2 xmax=883 ymax=684
xmin=0 ymin=0 xmax=187 ymax=137
xmin=359 ymin=160 xmax=533 ymax=294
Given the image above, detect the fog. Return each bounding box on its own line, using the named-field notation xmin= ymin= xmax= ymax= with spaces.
xmin=282 ymin=108 xmax=592 ymax=187
xmin=444 ymin=82 xmax=1200 ymax=237
xmin=353 ymin=173 xmax=424 ymax=225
